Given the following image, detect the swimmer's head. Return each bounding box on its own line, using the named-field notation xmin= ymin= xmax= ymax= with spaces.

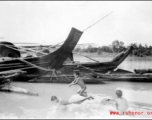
xmin=74 ymin=71 xmax=80 ymax=77
xmin=116 ymin=90 xmax=122 ymax=98
xmin=51 ymin=96 xmax=58 ymax=102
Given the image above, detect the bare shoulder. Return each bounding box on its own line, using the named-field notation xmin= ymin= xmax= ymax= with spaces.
xmin=115 ymin=98 xmax=120 ymax=102
xmin=116 ymin=98 xmax=127 ymax=102
xmin=123 ymin=98 xmax=128 ymax=102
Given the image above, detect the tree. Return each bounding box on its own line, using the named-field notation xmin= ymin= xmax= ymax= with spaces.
xmin=86 ymin=45 xmax=93 ymax=53
xmin=112 ymin=40 xmax=124 ymax=52
xmin=74 ymin=47 xmax=81 ymax=52
xmin=97 ymin=47 xmax=102 ymax=55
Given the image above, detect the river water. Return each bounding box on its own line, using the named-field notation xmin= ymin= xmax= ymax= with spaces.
xmin=0 ymin=55 xmax=152 ymax=119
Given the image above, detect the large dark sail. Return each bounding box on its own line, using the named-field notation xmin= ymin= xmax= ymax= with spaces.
xmin=42 ymin=27 xmax=83 ymax=69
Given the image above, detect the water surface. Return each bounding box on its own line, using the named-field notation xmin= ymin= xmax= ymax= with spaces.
xmin=0 ymin=55 xmax=152 ymax=118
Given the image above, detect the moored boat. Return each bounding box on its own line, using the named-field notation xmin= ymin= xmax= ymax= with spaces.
xmin=0 ymin=27 xmax=83 ymax=82
xmin=94 ymin=69 xmax=152 ymax=82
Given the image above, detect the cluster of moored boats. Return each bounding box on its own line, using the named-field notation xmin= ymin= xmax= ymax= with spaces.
xmin=0 ymin=27 xmax=151 ymax=95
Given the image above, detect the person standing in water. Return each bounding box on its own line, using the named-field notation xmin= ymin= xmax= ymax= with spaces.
xmin=115 ymin=90 xmax=129 ymax=115
xmin=102 ymin=90 xmax=129 ymax=115
xmin=69 ymin=71 xmax=87 ymax=97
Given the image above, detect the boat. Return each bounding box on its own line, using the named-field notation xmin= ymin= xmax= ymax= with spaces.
xmin=91 ymin=68 xmax=152 ymax=82
xmin=0 ymin=28 xmax=133 ymax=84
xmin=27 ymin=46 xmax=133 ymax=83
xmin=61 ymin=46 xmax=134 ymax=76
xmin=22 ymin=45 xmax=133 ymax=84
xmin=0 ymin=27 xmax=83 ymax=82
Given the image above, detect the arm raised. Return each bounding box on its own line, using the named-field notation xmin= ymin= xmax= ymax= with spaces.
xmin=69 ymin=77 xmax=79 ymax=87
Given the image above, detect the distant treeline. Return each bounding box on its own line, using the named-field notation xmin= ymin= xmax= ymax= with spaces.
xmin=74 ymin=40 xmax=152 ymax=57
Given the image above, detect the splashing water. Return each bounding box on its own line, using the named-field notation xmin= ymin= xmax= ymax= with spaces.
xmin=46 ymin=93 xmax=152 ymax=119
xmin=0 ymin=81 xmax=152 ymax=119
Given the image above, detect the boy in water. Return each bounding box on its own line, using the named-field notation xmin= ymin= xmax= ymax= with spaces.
xmin=102 ymin=90 xmax=129 ymax=115
xmin=115 ymin=90 xmax=129 ymax=114
xmin=69 ymin=71 xmax=87 ymax=97
xmin=51 ymin=95 xmax=94 ymax=110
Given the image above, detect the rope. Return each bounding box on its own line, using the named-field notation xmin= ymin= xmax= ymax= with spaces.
xmin=73 ymin=52 xmax=100 ymax=62
xmin=77 ymin=64 xmax=99 ymax=75
xmin=3 ymin=44 xmax=47 ymax=56
xmin=17 ymin=58 xmax=54 ymax=72
xmin=17 ymin=46 xmax=47 ymax=55
xmin=83 ymin=11 xmax=113 ymax=32
xmin=49 ymin=41 xmax=65 ymax=49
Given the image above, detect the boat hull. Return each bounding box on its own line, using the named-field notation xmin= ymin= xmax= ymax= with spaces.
xmin=95 ymin=69 xmax=152 ymax=82
xmin=0 ymin=28 xmax=83 ymax=82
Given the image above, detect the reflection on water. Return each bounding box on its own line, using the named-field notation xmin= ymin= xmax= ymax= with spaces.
xmin=0 ymin=56 xmax=152 ymax=118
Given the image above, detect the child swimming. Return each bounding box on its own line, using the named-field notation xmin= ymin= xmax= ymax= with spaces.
xmin=51 ymin=95 xmax=94 ymax=110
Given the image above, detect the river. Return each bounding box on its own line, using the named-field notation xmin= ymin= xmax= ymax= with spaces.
xmin=0 ymin=55 xmax=152 ymax=118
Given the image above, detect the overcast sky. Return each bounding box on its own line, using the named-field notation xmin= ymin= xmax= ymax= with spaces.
xmin=0 ymin=1 xmax=152 ymax=46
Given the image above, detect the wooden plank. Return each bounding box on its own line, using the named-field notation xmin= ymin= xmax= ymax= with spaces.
xmin=0 ymin=85 xmax=38 ymax=96
xmin=0 ymin=69 xmax=23 ymax=75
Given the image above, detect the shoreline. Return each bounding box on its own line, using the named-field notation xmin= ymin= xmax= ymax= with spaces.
xmin=74 ymin=52 xmax=152 ymax=61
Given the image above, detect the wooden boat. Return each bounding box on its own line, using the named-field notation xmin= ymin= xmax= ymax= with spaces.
xmin=91 ymin=69 xmax=152 ymax=82
xmin=0 ymin=29 xmax=133 ymax=84
xmin=134 ymin=69 xmax=152 ymax=74
xmin=0 ymin=27 xmax=83 ymax=82
xmin=61 ymin=46 xmax=134 ymax=76
xmin=27 ymin=46 xmax=133 ymax=84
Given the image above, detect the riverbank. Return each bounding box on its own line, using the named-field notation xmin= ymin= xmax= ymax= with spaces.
xmin=74 ymin=52 xmax=152 ymax=62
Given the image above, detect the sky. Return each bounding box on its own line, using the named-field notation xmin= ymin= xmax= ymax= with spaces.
xmin=0 ymin=1 xmax=152 ymax=47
